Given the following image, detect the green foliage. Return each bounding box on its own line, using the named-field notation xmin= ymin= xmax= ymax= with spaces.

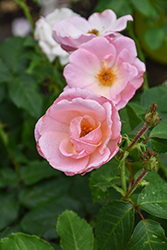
xmin=0 ymin=2 xmax=167 ymax=250
xmin=95 ymin=201 xmax=134 ymax=250
xmin=126 ymin=220 xmax=167 ymax=250
xmin=57 ymin=210 xmax=94 ymax=250
xmin=0 ymin=233 xmax=54 ymax=250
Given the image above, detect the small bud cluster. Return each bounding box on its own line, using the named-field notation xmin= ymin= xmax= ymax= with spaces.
xmin=145 ymin=102 xmax=161 ymax=127
xmin=141 ymin=148 xmax=158 ymax=172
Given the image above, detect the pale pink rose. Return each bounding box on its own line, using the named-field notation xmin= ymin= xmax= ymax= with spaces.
xmin=52 ymin=9 xmax=133 ymax=52
xmin=35 ymin=88 xmax=122 ymax=176
xmin=63 ymin=36 xmax=146 ymax=110
xmin=34 ymin=8 xmax=79 ymax=64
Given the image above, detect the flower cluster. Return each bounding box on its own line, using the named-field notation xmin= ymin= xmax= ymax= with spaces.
xmin=34 ymin=8 xmax=146 ymax=175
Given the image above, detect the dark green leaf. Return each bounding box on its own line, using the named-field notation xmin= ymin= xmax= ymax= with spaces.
xmin=128 ymin=102 xmax=146 ymax=116
xmin=57 ymin=210 xmax=94 ymax=250
xmin=20 ymin=160 xmax=60 ymax=185
xmin=119 ymin=103 xmax=143 ymax=134
xmin=145 ymin=27 xmax=165 ymax=50
xmin=150 ymin=122 xmax=167 ymax=139
xmin=19 ymin=177 xmax=71 ymax=208
xmin=0 ymin=37 xmax=30 ymax=74
xmin=138 ymin=182 xmax=167 ymax=219
xmin=95 ymin=200 xmax=134 ymax=250
xmin=141 ymin=86 xmax=167 ymax=113
xmin=130 ymin=0 xmax=158 ymax=16
xmin=89 ymin=159 xmax=121 ymax=203
xmin=0 ymin=59 xmax=11 ymax=83
xmin=150 ymin=138 xmax=167 ymax=153
xmin=0 ymin=233 xmax=54 ymax=250
xmin=95 ymin=0 xmax=132 ymax=17
xmin=0 ymin=192 xmax=19 ymax=230
xmin=7 ymin=73 xmax=42 ymax=117
xmin=126 ymin=219 xmax=167 ymax=249
xmin=21 ymin=197 xmax=82 ymax=239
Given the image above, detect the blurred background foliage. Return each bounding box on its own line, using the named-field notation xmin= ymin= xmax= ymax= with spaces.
xmin=0 ymin=0 xmax=167 ymax=249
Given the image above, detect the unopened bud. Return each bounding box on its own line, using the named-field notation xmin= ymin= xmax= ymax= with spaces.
xmin=145 ymin=102 xmax=161 ymax=127
xmin=141 ymin=148 xmax=158 ymax=172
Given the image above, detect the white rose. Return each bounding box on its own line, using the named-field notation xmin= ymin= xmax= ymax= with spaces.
xmin=34 ymin=8 xmax=79 ymax=65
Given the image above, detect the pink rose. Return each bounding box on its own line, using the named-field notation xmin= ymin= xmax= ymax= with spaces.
xmin=52 ymin=9 xmax=133 ymax=52
xmin=35 ymin=88 xmax=121 ymax=176
xmin=63 ymin=36 xmax=146 ymax=110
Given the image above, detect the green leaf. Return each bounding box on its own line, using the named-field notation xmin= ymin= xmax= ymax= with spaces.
xmin=137 ymin=182 xmax=167 ymax=219
xmin=145 ymin=27 xmax=165 ymax=50
xmin=150 ymin=138 xmax=167 ymax=153
xmin=89 ymin=159 xmax=121 ymax=203
xmin=0 ymin=37 xmax=30 ymax=74
xmin=141 ymin=86 xmax=167 ymax=113
xmin=0 ymin=59 xmax=11 ymax=83
xmin=94 ymin=0 xmax=132 ymax=17
xmin=128 ymin=102 xmax=146 ymax=116
xmin=119 ymin=103 xmax=143 ymax=134
xmin=0 ymin=232 xmax=54 ymax=250
xmin=7 ymin=73 xmax=42 ymax=117
xmin=150 ymin=122 xmax=167 ymax=139
xmin=19 ymin=177 xmax=71 ymax=208
xmin=0 ymin=192 xmax=19 ymax=231
xmin=57 ymin=210 xmax=94 ymax=250
xmin=21 ymin=196 xmax=82 ymax=239
xmin=95 ymin=200 xmax=134 ymax=250
xmin=20 ymin=160 xmax=60 ymax=185
xmin=126 ymin=219 xmax=167 ymax=249
xmin=130 ymin=0 xmax=157 ymax=16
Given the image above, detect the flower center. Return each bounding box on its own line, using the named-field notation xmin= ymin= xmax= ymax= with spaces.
xmin=87 ymin=29 xmax=99 ymax=36
xmin=80 ymin=118 xmax=94 ymax=137
xmin=96 ymin=61 xmax=116 ymax=86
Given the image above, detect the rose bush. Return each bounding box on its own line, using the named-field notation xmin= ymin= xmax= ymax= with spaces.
xmin=63 ymin=36 xmax=146 ymax=110
xmin=35 ymin=88 xmax=122 ymax=176
xmin=34 ymin=8 xmax=79 ymax=64
xmin=52 ymin=9 xmax=133 ymax=52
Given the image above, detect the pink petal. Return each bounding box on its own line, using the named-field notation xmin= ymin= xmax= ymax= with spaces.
xmin=39 ymin=131 xmax=89 ymax=175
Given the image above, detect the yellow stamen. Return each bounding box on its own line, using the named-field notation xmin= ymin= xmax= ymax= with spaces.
xmin=96 ymin=61 xmax=116 ymax=86
xmin=87 ymin=29 xmax=99 ymax=36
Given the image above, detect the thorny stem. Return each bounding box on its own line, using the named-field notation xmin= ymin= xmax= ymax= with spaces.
xmin=120 ymin=151 xmax=129 ymax=193
xmin=127 ymin=123 xmax=148 ymax=151
xmin=126 ymin=169 xmax=148 ymax=198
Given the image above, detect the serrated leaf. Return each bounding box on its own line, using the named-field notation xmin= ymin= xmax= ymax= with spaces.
xmin=137 ymin=182 xmax=167 ymax=219
xmin=21 ymin=196 xmax=82 ymax=239
xmin=95 ymin=200 xmax=134 ymax=250
xmin=126 ymin=219 xmax=167 ymax=250
xmin=145 ymin=27 xmax=165 ymax=50
xmin=130 ymin=0 xmax=157 ymax=16
xmin=89 ymin=159 xmax=121 ymax=203
xmin=128 ymin=102 xmax=146 ymax=115
xmin=119 ymin=104 xmax=143 ymax=134
xmin=0 ymin=232 xmax=54 ymax=250
xmin=57 ymin=210 xmax=94 ymax=250
xmin=7 ymin=73 xmax=42 ymax=117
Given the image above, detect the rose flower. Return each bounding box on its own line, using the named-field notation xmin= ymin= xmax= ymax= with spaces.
xmin=35 ymin=88 xmax=122 ymax=176
xmin=63 ymin=36 xmax=146 ymax=110
xmin=52 ymin=9 xmax=133 ymax=52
